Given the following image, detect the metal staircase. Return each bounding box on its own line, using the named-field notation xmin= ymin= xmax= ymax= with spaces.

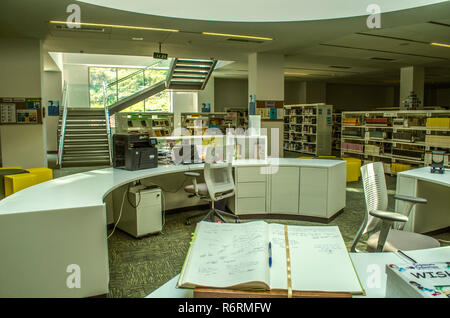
xmin=106 ymin=58 xmax=217 ymax=115
xmin=166 ymin=58 xmax=217 ymax=90
xmin=58 ymin=108 xmax=112 ymax=167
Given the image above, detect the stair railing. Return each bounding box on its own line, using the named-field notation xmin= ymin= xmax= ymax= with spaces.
xmin=103 ymin=81 xmax=113 ymax=166
xmin=103 ymin=59 xmax=172 ymax=109
xmin=57 ymin=81 xmax=69 ymax=168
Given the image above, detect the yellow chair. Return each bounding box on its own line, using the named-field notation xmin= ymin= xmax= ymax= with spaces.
xmin=342 ymin=157 xmax=362 ymax=182
xmin=297 ymin=156 xmax=315 ymax=159
xmin=4 ymin=173 xmax=38 ymax=197
xmin=25 ymin=167 xmax=53 ymax=184
xmin=0 ymin=166 xmax=22 ymax=170
xmin=318 ymin=156 xmax=337 ymax=159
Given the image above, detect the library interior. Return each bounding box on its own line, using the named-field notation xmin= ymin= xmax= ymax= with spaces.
xmin=0 ymin=0 xmax=450 ymax=300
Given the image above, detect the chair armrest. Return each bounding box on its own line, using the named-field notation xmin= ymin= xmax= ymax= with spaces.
xmin=184 ymin=172 xmax=200 ymax=177
xmin=394 ymin=194 xmax=427 ymax=204
xmin=369 ymin=210 xmax=409 ymax=223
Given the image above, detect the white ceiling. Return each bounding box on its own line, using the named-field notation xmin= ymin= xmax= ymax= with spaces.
xmin=77 ymin=0 xmax=448 ymax=22
xmin=1 ymin=0 xmax=449 ymax=84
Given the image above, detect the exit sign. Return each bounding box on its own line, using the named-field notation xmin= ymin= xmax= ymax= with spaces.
xmin=153 ymin=52 xmax=168 ymax=60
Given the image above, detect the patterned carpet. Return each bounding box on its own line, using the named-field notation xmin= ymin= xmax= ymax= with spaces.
xmin=104 ymin=175 xmax=449 ymax=298
xmin=4 ymin=154 xmax=449 ymax=297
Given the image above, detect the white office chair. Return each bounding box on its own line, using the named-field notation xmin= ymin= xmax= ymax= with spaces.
xmin=351 ymin=162 xmax=440 ymax=253
xmin=184 ymin=162 xmax=240 ymax=225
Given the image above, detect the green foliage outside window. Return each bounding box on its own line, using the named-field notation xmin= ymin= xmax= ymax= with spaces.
xmin=89 ymin=66 xmax=170 ymax=112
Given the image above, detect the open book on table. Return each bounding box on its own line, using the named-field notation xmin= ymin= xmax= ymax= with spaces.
xmin=177 ymin=221 xmax=364 ymax=295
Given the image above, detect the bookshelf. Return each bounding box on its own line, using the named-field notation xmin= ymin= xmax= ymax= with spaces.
xmin=341 ymin=109 xmax=450 ymax=174
xmin=332 ymin=111 xmax=342 ymax=155
xmin=114 ymin=112 xmax=174 ymax=137
xmin=224 ymin=107 xmax=248 ymax=130
xmin=181 ymin=112 xmax=242 ymax=134
xmin=283 ymin=103 xmax=333 ymax=156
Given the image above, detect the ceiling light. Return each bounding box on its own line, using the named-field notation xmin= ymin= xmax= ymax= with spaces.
xmin=49 ymin=21 xmax=179 ymax=33
xmin=430 ymin=42 xmax=450 ymax=48
xmin=132 ymin=37 xmax=144 ymax=41
xmin=284 ymin=72 xmax=308 ymax=76
xmin=202 ymin=32 xmax=272 ymax=41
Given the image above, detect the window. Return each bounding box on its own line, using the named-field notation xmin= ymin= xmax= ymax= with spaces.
xmin=88 ymin=66 xmax=171 ymax=112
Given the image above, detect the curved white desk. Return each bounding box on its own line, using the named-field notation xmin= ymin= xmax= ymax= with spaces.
xmin=396 ymin=167 xmax=450 ymax=233
xmin=0 ymin=158 xmax=346 ymax=298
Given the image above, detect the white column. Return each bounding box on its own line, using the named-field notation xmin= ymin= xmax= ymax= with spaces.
xmin=400 ymin=66 xmax=424 ymax=109
xmin=248 ymin=52 xmax=284 ymax=157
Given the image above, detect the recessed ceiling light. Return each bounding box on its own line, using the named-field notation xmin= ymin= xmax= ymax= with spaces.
xmin=49 ymin=21 xmax=179 ymax=33
xmin=202 ymin=32 xmax=272 ymax=41
xmin=284 ymin=72 xmax=308 ymax=76
xmin=430 ymin=42 xmax=450 ymax=48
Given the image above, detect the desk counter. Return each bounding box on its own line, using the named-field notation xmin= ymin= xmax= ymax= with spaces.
xmin=0 ymin=158 xmax=345 ymax=297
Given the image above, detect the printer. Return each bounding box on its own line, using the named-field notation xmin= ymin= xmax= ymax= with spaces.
xmin=113 ymin=134 xmax=158 ymax=170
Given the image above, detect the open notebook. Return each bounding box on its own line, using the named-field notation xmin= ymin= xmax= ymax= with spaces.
xmin=177 ymin=221 xmax=364 ymax=295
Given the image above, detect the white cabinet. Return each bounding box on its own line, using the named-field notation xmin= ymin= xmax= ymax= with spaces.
xmin=299 ymin=167 xmax=328 ymax=217
xmin=229 ymin=162 xmax=346 ymax=219
xmin=233 ymin=167 xmax=267 ymax=215
xmin=270 ymin=167 xmax=300 ymax=214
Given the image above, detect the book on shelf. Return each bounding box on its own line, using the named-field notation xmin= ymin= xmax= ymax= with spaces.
xmin=386 ymin=262 xmax=450 ymax=298
xmin=177 ymin=221 xmax=364 ymax=296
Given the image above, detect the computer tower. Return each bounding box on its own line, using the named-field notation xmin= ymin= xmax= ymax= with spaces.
xmin=117 ymin=186 xmax=163 ymax=238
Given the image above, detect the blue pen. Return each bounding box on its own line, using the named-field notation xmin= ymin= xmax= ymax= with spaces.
xmin=268 ymin=242 xmax=272 ymax=267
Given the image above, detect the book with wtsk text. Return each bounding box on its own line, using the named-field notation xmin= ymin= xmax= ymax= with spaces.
xmin=386 ymin=262 xmax=450 ymax=298
xmin=177 ymin=221 xmax=364 ymax=295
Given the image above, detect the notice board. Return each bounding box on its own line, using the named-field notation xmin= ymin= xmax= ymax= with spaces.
xmin=0 ymin=97 xmax=42 ymax=125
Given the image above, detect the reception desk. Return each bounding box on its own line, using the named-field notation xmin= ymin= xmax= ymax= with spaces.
xmin=395 ymin=167 xmax=450 ymax=233
xmin=0 ymin=158 xmax=346 ymax=297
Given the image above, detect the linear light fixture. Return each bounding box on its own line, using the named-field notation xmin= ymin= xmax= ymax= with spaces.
xmin=284 ymin=72 xmax=308 ymax=76
xmin=49 ymin=20 xmax=179 ymax=33
xmin=202 ymin=32 xmax=273 ymax=41
xmin=430 ymin=42 xmax=450 ymax=48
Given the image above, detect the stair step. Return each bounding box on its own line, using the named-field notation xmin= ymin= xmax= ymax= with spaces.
xmin=66 ymin=117 xmax=106 ymax=125
xmin=173 ymin=65 xmax=212 ymax=71
xmin=65 ymin=138 xmax=109 ymax=143
xmin=64 ymin=143 xmax=109 ymax=148
xmin=174 ymin=70 xmax=209 ymax=75
xmin=176 ymin=60 xmax=214 ymax=66
xmin=63 ymin=151 xmax=110 ymax=156
xmin=172 ymin=75 xmax=207 ymax=80
xmin=64 ymin=134 xmax=108 ymax=139
xmin=65 ymin=128 xmax=107 ymax=132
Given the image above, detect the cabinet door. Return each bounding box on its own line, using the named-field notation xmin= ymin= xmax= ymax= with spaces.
xmin=270 ymin=167 xmax=300 ymax=215
xmin=236 ymin=197 xmax=266 ymax=215
xmin=299 ymin=167 xmax=328 ymax=217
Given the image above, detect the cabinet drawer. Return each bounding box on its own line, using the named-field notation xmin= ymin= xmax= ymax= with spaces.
xmin=237 ymin=182 xmax=266 ymax=198
xmin=236 ymin=197 xmax=266 ymax=215
xmin=236 ymin=167 xmax=266 ymax=183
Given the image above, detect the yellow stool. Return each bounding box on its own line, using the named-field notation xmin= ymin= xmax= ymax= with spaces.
xmin=318 ymin=156 xmax=337 ymax=159
xmin=297 ymin=156 xmax=315 ymax=159
xmin=0 ymin=166 xmax=22 ymax=170
xmin=342 ymin=157 xmax=362 ymax=182
xmin=25 ymin=167 xmax=53 ymax=184
xmin=4 ymin=173 xmax=38 ymax=197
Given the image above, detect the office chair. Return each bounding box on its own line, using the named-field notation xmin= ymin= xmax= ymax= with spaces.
xmin=351 ymin=162 xmax=440 ymax=253
xmin=184 ymin=162 xmax=240 ymax=225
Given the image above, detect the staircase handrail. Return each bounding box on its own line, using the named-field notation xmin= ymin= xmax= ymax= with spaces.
xmin=103 ymin=82 xmax=113 ymax=166
xmin=57 ymin=81 xmax=69 ymax=167
xmin=106 ymin=59 xmax=171 ymax=89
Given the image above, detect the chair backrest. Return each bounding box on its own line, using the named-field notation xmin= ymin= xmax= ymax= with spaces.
xmin=351 ymin=162 xmax=389 ymax=252
xmin=204 ymin=162 xmax=235 ymax=202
